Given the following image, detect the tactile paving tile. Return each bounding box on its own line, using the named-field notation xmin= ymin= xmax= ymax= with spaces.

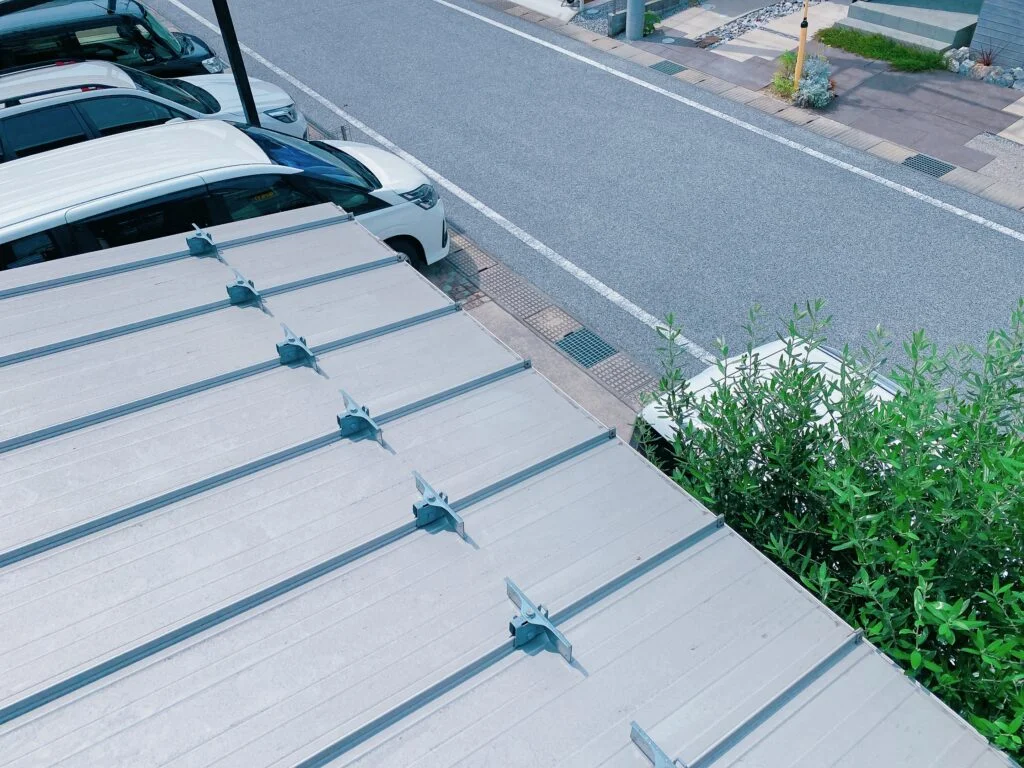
xmin=525 ymin=306 xmax=583 ymax=342
xmin=589 ymin=353 xmax=658 ymax=406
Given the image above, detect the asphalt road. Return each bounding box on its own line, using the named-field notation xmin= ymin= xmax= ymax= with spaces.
xmin=154 ymin=0 xmax=1024 ymax=375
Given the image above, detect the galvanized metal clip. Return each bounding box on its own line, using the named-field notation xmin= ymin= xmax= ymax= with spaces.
xmin=412 ymin=472 xmax=465 ymax=538
xmin=276 ymin=324 xmax=316 ymax=367
xmin=504 ymin=577 xmax=573 ymax=663
xmin=337 ymin=390 xmax=382 ymax=442
xmin=226 ymin=269 xmax=261 ymax=305
xmin=630 ymin=722 xmax=677 ymax=768
xmin=186 ymin=224 xmax=217 ymax=256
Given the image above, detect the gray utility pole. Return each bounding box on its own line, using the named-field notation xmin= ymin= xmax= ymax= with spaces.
xmin=625 ymin=0 xmax=645 ymax=40
xmin=211 ymin=0 xmax=261 ymax=127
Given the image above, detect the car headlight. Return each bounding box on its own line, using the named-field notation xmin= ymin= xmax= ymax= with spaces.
xmin=265 ymin=105 xmax=298 ymax=123
xmin=202 ymin=56 xmax=225 ymax=73
xmin=399 ymin=183 xmax=438 ymax=210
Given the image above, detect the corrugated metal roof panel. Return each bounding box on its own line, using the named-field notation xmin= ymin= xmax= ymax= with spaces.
xmin=0 ymin=205 xmax=1012 ymax=768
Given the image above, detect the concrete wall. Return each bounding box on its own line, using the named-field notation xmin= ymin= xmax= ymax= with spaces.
xmin=972 ymin=0 xmax=1024 ymax=68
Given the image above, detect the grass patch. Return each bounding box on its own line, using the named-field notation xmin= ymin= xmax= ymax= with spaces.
xmin=815 ymin=25 xmax=945 ymax=71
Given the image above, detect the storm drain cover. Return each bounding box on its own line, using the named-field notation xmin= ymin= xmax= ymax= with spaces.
xmin=902 ymin=153 xmax=955 ymax=178
xmin=557 ymin=328 xmax=616 ymax=368
xmin=650 ymin=59 xmax=686 ymax=75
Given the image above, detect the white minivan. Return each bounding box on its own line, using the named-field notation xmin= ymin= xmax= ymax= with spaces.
xmin=0 ymin=119 xmax=449 ymax=270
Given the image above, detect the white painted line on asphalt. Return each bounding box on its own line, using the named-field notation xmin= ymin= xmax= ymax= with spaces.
xmin=432 ymin=0 xmax=1024 ymax=247
xmin=161 ymin=0 xmax=716 ymax=364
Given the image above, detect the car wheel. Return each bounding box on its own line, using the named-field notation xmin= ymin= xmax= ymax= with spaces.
xmin=386 ymin=236 xmax=426 ymax=269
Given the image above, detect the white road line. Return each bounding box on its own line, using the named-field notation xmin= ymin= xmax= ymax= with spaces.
xmin=161 ymin=0 xmax=716 ymax=364
xmin=434 ymin=0 xmax=1024 ymax=246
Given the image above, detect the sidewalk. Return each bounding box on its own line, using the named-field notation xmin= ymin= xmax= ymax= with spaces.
xmin=487 ymin=0 xmax=1024 ymax=211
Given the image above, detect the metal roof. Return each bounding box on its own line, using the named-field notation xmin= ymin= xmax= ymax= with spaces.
xmin=0 ymin=204 xmax=1011 ymax=768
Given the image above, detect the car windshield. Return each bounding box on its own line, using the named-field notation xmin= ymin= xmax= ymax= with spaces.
xmin=124 ymin=67 xmax=216 ymax=113
xmin=241 ymin=126 xmax=373 ymax=190
xmin=138 ymin=9 xmax=182 ymax=56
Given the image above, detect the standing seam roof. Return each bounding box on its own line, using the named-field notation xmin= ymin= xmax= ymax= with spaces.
xmin=0 ymin=204 xmax=1013 ymax=768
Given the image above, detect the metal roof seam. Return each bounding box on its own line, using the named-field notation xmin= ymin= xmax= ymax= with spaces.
xmin=682 ymin=629 xmax=865 ymax=768
xmin=0 ymin=428 xmax=621 ymax=727
xmin=0 ymin=212 xmax=354 ymax=302
xmin=0 ymin=258 xmax=406 ymax=370
xmin=294 ymin=517 xmax=730 ymax=768
xmin=308 ymin=304 xmax=460 ymax=357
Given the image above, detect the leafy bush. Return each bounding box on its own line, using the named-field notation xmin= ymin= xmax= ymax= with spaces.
xmin=771 ymin=50 xmax=797 ymax=98
xmin=643 ymin=11 xmax=661 ymax=36
xmin=793 ymin=54 xmax=834 ymax=108
xmin=815 ymin=26 xmax=945 ymax=71
xmin=639 ymin=300 xmax=1024 ymax=759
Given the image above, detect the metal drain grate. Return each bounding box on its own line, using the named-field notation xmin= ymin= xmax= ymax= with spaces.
xmin=556 ymin=328 xmax=616 ymax=368
xmin=902 ymin=153 xmax=955 ymax=178
xmin=650 ymin=59 xmax=686 ymax=76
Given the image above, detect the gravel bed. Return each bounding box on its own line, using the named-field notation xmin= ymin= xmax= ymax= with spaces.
xmin=570 ymin=1 xmax=611 ymax=34
xmin=700 ymin=0 xmax=824 ymax=45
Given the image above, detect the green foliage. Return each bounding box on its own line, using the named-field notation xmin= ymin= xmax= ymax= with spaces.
xmin=643 ymin=11 xmax=660 ymax=36
xmin=793 ymin=54 xmax=834 ymax=108
xmin=815 ymin=25 xmax=945 ymax=71
xmin=771 ymin=51 xmax=797 ymax=98
xmin=640 ymin=300 xmax=1024 ymax=760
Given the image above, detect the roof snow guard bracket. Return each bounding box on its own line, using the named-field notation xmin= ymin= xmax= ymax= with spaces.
xmin=412 ymin=471 xmax=466 ymax=539
xmin=337 ymin=390 xmax=382 ymax=443
xmin=505 ymin=577 xmax=573 ymax=663
xmin=631 ymin=722 xmax=677 ymax=768
xmin=276 ymin=324 xmax=316 ymax=367
xmin=186 ymin=225 xmax=217 ymax=257
xmin=226 ymin=269 xmax=261 ymax=305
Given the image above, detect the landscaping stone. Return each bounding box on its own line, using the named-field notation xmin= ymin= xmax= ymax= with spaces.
xmin=959 ymin=59 xmax=975 ymax=76
xmin=697 ymin=0 xmax=824 ymax=46
xmin=951 ymin=46 xmax=971 ymax=63
xmin=970 ymin=64 xmax=992 ymax=80
xmin=947 ymin=56 xmax=961 ymax=72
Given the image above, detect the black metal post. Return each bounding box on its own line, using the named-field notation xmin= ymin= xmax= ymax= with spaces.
xmin=210 ymin=0 xmax=260 ymax=127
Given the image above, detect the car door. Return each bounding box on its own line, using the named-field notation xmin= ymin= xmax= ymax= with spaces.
xmin=74 ymin=95 xmax=189 ymax=138
xmin=0 ymin=103 xmax=91 ymax=161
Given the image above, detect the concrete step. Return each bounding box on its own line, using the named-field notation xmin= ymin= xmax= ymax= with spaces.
xmin=833 ymin=16 xmax=952 ymax=51
xmin=846 ymin=2 xmax=977 ymax=46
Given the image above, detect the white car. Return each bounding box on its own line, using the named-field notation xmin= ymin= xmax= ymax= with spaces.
xmin=0 ymin=60 xmax=308 ymax=161
xmin=639 ymin=339 xmax=899 ymax=443
xmin=0 ymin=119 xmax=449 ymax=270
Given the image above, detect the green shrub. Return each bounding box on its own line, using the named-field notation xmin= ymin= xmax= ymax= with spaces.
xmin=794 ymin=54 xmax=834 ymax=108
xmin=815 ymin=25 xmax=945 ymax=71
xmin=771 ymin=51 xmax=797 ymax=98
xmin=640 ymin=300 xmax=1024 ymax=759
xmin=643 ymin=11 xmax=660 ymax=36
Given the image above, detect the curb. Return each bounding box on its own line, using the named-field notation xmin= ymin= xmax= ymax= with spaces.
xmin=481 ymin=1 xmax=1024 ymax=213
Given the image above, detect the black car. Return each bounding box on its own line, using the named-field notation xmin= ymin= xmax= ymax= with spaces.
xmin=0 ymin=0 xmax=224 ymax=77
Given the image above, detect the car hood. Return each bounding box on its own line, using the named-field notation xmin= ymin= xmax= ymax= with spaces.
xmin=177 ymin=74 xmax=292 ymax=114
xmin=320 ymin=140 xmax=427 ymax=193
